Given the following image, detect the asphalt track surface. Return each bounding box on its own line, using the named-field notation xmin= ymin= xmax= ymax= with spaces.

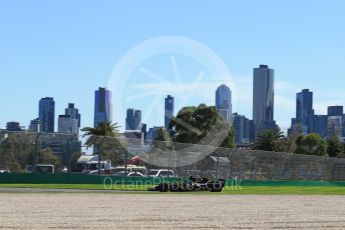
xmin=0 ymin=188 xmax=345 ymax=229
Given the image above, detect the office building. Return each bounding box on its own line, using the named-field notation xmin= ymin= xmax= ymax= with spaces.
xmin=328 ymin=106 xmax=344 ymax=116
xmin=126 ymin=108 xmax=142 ymax=130
xmin=58 ymin=115 xmax=79 ymax=135
xmin=165 ymin=95 xmax=174 ymax=129
xmin=307 ymin=115 xmax=328 ymax=138
xmin=147 ymin=126 xmax=161 ymax=143
xmin=215 ymin=84 xmax=232 ymax=123
xmin=5 ymin=122 xmax=22 ymax=131
xmin=94 ymin=87 xmax=112 ymax=127
xmin=41 ymin=134 xmax=81 ymax=167
xmin=65 ymin=103 xmax=81 ymax=128
xmin=39 ymin=97 xmax=55 ymax=133
xmin=232 ymin=113 xmax=250 ymax=145
xmin=296 ymin=89 xmax=314 ymax=134
xmin=253 ymin=65 xmax=275 ymax=131
xmin=28 ymin=118 xmax=40 ymax=132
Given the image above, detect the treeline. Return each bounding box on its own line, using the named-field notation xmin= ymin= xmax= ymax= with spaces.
xmin=253 ymin=129 xmax=345 ymax=158
xmin=0 ymin=133 xmax=72 ymax=172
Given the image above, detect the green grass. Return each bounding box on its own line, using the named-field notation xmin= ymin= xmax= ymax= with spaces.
xmin=1 ymin=184 xmax=345 ymax=195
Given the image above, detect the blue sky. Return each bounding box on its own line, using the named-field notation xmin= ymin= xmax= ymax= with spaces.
xmin=1 ymin=0 xmax=345 ymax=133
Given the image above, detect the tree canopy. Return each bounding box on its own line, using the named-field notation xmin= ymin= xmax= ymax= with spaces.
xmin=253 ymin=129 xmax=285 ymax=151
xmin=169 ymin=104 xmax=235 ymax=148
xmin=294 ymin=133 xmax=327 ymax=156
xmin=81 ymin=122 xmax=123 ymax=166
xmin=326 ymin=136 xmax=343 ymax=158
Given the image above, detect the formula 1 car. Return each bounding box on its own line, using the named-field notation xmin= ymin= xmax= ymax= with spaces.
xmin=148 ymin=176 xmax=225 ymax=192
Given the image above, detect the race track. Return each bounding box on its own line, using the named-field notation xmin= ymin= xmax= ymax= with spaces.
xmin=1 ymin=193 xmax=345 ymax=229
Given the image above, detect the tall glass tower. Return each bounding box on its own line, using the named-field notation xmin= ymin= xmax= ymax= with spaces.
xmin=65 ymin=103 xmax=81 ymax=128
xmin=296 ymin=89 xmax=314 ymax=134
xmin=39 ymin=97 xmax=55 ymax=133
xmin=165 ymin=95 xmax=174 ymax=129
xmin=253 ymin=65 xmax=275 ymax=131
xmin=126 ymin=108 xmax=142 ymax=130
xmin=94 ymin=87 xmax=112 ymax=127
xmin=296 ymin=89 xmax=314 ymax=122
xmin=215 ymin=84 xmax=232 ymax=123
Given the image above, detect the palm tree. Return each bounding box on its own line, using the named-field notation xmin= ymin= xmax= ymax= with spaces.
xmin=82 ymin=122 xmax=120 ymax=174
xmin=254 ymin=129 xmax=285 ymax=151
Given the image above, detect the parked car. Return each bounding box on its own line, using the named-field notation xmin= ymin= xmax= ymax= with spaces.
xmin=146 ymin=169 xmax=178 ymax=178
xmin=111 ymin=165 xmax=147 ymax=176
xmin=25 ymin=164 xmax=54 ymax=173
xmin=127 ymin=171 xmax=144 ymax=177
xmin=0 ymin=169 xmax=10 ymax=174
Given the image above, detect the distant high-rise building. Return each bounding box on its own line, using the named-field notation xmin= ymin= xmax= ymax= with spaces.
xmin=296 ymin=89 xmax=314 ymax=122
xmin=248 ymin=120 xmax=256 ymax=143
xmin=58 ymin=115 xmax=79 ymax=135
xmin=232 ymin=113 xmax=250 ymax=145
xmin=40 ymin=134 xmax=81 ymax=167
xmin=215 ymin=84 xmax=232 ymax=123
xmin=295 ymin=89 xmax=314 ymax=134
xmin=94 ymin=87 xmax=112 ymax=127
xmin=327 ymin=116 xmax=343 ymax=138
xmin=65 ymin=103 xmax=81 ymax=128
xmin=326 ymin=106 xmax=344 ymax=139
xmin=328 ymin=106 xmax=344 ymax=116
xmin=126 ymin=108 xmax=142 ymax=130
xmin=5 ymin=122 xmax=22 ymax=131
xmin=39 ymin=97 xmax=55 ymax=133
xmin=165 ymin=95 xmax=174 ymax=129
xmin=29 ymin=118 xmax=40 ymax=132
xmin=141 ymin=123 xmax=147 ymax=140
xmin=307 ymin=115 xmax=328 ymax=138
xmin=253 ymin=65 xmax=275 ymax=131
xmin=146 ymin=126 xmax=161 ymax=143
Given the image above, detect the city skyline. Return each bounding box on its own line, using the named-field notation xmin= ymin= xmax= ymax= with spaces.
xmin=1 ymin=1 xmax=345 ymax=132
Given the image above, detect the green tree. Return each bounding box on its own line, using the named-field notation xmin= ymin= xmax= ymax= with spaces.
xmin=169 ymin=104 xmax=234 ymax=148
xmin=254 ymin=129 xmax=285 ymax=151
xmin=82 ymin=122 xmax=122 ymax=173
xmin=0 ymin=133 xmax=34 ymax=172
xmin=326 ymin=136 xmax=342 ymax=157
xmin=34 ymin=148 xmax=61 ymax=167
xmin=152 ymin=127 xmax=172 ymax=149
xmin=220 ymin=125 xmax=235 ymax=148
xmin=294 ymin=133 xmax=327 ymax=156
xmin=69 ymin=152 xmax=82 ymax=172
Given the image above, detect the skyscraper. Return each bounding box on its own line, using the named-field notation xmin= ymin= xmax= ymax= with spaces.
xmin=165 ymin=95 xmax=174 ymax=129
xmin=327 ymin=106 xmax=344 ymax=139
xmin=126 ymin=108 xmax=142 ymax=130
xmin=39 ymin=97 xmax=55 ymax=133
xmin=215 ymin=84 xmax=232 ymax=123
xmin=253 ymin=65 xmax=275 ymax=131
xmin=296 ymin=89 xmax=314 ymax=121
xmin=232 ymin=113 xmax=250 ymax=145
xmin=29 ymin=118 xmax=40 ymax=132
xmin=296 ymin=89 xmax=314 ymax=134
xmin=94 ymin=87 xmax=112 ymax=127
xmin=58 ymin=115 xmax=78 ymax=135
xmin=327 ymin=106 xmax=344 ymax=116
xmin=65 ymin=103 xmax=81 ymax=128
xmin=307 ymin=115 xmax=328 ymax=138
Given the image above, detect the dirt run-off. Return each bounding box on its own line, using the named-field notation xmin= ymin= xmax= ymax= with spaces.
xmin=1 ymin=193 xmax=345 ymax=229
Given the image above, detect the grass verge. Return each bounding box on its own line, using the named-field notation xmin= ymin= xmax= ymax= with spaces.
xmin=0 ymin=184 xmax=345 ymax=195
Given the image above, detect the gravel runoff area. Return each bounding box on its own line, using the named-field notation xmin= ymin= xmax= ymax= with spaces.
xmin=1 ymin=193 xmax=345 ymax=229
